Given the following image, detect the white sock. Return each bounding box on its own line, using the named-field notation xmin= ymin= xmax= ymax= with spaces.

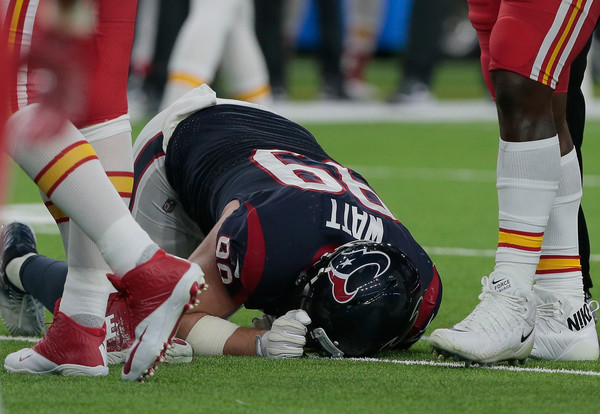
xmin=8 ymin=110 xmax=134 ymax=246
xmin=80 ymin=115 xmax=134 ymax=208
xmin=8 ymin=107 xmax=158 ymax=324
xmin=97 ymin=215 xmax=158 ymax=277
xmin=490 ymin=136 xmax=560 ymax=293
xmin=59 ymin=266 xmax=112 ymax=328
xmin=56 ymin=117 xmax=144 ymax=324
xmin=535 ymin=148 xmax=584 ymax=301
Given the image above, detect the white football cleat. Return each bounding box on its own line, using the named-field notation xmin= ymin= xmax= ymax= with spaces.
xmin=531 ymin=286 xmax=599 ymax=361
xmin=429 ymin=276 xmax=536 ymax=366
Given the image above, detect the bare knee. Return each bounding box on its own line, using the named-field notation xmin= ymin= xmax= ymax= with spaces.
xmin=491 ymin=70 xmax=556 ymax=141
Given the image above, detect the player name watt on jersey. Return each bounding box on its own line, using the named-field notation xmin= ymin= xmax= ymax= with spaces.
xmin=325 ymin=198 xmax=385 ymax=243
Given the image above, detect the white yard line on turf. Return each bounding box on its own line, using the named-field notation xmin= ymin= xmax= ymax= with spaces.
xmin=1 ymin=335 xmax=598 ymax=377
xmin=0 ymin=335 xmax=39 ymax=342
xmin=348 ymin=357 xmax=600 ymax=376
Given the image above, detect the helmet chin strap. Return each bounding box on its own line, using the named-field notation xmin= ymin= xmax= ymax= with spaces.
xmin=311 ymin=327 xmax=344 ymax=358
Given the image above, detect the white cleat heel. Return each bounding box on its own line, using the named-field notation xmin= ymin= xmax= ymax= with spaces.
xmin=531 ymin=286 xmax=599 ymax=361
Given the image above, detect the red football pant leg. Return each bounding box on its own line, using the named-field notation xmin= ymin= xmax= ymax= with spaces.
xmin=468 ymin=0 xmax=600 ymax=97
xmin=0 ymin=18 xmax=13 ymax=204
xmin=75 ymin=0 xmax=137 ymax=128
xmin=468 ymin=0 xmax=500 ymax=98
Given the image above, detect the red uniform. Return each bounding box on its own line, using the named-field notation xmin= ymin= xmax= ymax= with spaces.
xmin=468 ymin=0 xmax=600 ymax=97
xmin=5 ymin=0 xmax=136 ymax=128
xmin=0 ymin=13 xmax=14 ymax=203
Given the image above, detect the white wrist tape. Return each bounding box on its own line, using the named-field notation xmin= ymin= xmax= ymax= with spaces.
xmin=186 ymin=315 xmax=240 ymax=356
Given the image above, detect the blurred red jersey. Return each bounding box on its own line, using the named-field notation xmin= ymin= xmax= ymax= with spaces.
xmin=5 ymin=0 xmax=136 ymax=129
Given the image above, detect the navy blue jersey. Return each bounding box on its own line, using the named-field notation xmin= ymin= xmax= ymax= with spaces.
xmin=136 ymin=104 xmax=441 ymax=322
xmin=164 ymin=104 xmax=328 ymax=234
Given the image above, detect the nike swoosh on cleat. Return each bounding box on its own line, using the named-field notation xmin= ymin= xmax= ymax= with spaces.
xmin=492 ymin=278 xmax=506 ymax=285
xmin=123 ymin=327 xmax=147 ymax=375
xmin=19 ymin=353 xmax=33 ymax=362
xmin=521 ymin=328 xmax=534 ymax=343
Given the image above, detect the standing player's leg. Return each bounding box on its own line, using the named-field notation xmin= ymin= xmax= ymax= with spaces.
xmin=530 ymin=126 xmax=598 ymax=360
xmin=3 ymin=0 xmax=205 ymax=381
xmin=429 ymin=0 xmax=600 ymax=364
xmin=0 ymin=0 xmax=50 ymax=338
xmin=220 ymin=0 xmax=271 ymax=103
xmin=315 ymin=0 xmax=347 ymax=100
xmin=160 ymin=0 xmax=236 ymax=109
xmin=254 ymin=0 xmax=288 ymax=99
xmin=388 ymin=0 xmax=450 ymax=104
xmin=55 ymin=0 xmax=137 ymax=337
xmin=341 ymin=0 xmax=384 ymax=100
xmin=565 ymin=36 xmax=595 ymax=308
xmin=4 ymin=108 xmax=205 ymax=381
xmin=0 ymin=7 xmax=45 ymax=337
xmin=528 ymin=45 xmax=598 ymax=360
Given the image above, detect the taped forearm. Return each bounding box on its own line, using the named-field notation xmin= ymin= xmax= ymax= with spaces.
xmin=185 ymin=315 xmax=240 ymax=356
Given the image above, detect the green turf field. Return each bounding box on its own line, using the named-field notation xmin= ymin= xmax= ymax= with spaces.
xmin=1 ymin=116 xmax=599 ymax=414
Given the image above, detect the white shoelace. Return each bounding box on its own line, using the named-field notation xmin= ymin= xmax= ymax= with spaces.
xmin=455 ymin=276 xmax=528 ymax=334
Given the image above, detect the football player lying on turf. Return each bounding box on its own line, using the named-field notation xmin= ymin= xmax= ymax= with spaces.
xmin=0 ymin=85 xmax=442 ymax=359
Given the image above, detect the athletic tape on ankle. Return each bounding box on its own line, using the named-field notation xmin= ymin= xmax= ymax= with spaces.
xmin=186 ymin=315 xmax=239 ymax=356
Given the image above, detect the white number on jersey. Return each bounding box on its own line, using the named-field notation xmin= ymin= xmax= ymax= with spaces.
xmin=252 ymin=149 xmax=397 ymax=221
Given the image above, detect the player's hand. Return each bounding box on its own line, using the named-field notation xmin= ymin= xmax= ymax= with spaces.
xmin=256 ymin=310 xmax=311 ymax=358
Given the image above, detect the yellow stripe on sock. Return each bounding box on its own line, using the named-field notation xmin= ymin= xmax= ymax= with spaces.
xmin=235 ymin=84 xmax=271 ymax=102
xmin=498 ymin=228 xmax=543 ymax=252
xmin=536 ymin=255 xmax=581 ymax=274
xmin=168 ymin=72 xmax=206 ymax=88
xmin=107 ymin=172 xmax=134 ymax=197
xmin=34 ymin=141 xmax=98 ymax=197
xmin=44 ymin=201 xmax=68 ymax=223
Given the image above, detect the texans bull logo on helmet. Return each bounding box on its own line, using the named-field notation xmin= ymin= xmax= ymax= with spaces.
xmin=327 ymin=246 xmax=391 ymax=304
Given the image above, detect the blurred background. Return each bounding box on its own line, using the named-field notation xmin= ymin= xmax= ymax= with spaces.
xmin=126 ymin=0 xmax=488 ymax=120
xmin=125 ymin=0 xmax=600 ymax=125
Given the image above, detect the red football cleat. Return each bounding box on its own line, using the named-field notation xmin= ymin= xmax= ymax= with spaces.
xmin=105 ymin=291 xmax=194 ymax=365
xmin=108 ymin=249 xmax=205 ymax=381
xmin=4 ymin=310 xmax=108 ymax=376
xmin=105 ymin=291 xmax=135 ymax=365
